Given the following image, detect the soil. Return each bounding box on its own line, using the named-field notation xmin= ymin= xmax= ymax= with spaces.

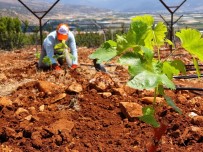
xmin=0 ymin=45 xmax=203 ymax=152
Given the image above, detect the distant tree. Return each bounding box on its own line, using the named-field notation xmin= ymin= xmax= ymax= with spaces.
xmin=0 ymin=16 xmax=26 ymax=50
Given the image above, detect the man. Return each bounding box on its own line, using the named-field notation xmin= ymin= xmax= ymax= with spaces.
xmin=38 ymin=23 xmax=78 ymax=70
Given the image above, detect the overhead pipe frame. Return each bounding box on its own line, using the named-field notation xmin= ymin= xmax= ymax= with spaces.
xmin=159 ymin=0 xmax=187 ymax=52
xmin=18 ymin=0 xmax=60 ymax=48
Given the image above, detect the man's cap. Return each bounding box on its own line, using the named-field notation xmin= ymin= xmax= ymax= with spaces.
xmin=56 ymin=23 xmax=69 ymax=41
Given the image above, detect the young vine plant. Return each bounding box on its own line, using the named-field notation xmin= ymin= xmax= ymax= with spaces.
xmin=36 ymin=40 xmax=75 ymax=67
xmin=89 ymin=15 xmax=203 ymax=127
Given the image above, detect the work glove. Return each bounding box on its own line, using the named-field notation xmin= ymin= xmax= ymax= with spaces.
xmin=52 ymin=63 xmax=62 ymax=71
xmin=71 ymin=64 xmax=78 ymax=69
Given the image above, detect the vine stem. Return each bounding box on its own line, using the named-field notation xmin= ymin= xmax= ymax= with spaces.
xmin=162 ymin=47 xmax=178 ymax=62
xmin=153 ymin=87 xmax=157 ymax=107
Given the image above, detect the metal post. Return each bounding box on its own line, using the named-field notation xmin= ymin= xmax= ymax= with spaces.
xmin=18 ymin=0 xmax=60 ymax=48
xmin=159 ymin=0 xmax=187 ymax=51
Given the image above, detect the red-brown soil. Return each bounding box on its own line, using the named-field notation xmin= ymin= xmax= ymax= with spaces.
xmin=0 ymin=46 xmax=203 ymax=152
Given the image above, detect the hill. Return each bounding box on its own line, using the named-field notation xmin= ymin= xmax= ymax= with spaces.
xmin=0 ymin=0 xmax=110 ymax=25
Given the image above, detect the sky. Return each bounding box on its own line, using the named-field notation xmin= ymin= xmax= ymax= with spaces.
xmin=7 ymin=0 xmax=203 ymax=12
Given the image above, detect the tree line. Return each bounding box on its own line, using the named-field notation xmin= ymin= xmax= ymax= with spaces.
xmin=0 ymin=16 xmax=126 ymax=50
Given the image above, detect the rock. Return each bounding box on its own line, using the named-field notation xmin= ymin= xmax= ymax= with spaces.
xmin=112 ymin=87 xmax=127 ymax=97
xmin=98 ymin=92 xmax=112 ymax=98
xmin=141 ymin=97 xmax=164 ymax=104
xmin=139 ymin=90 xmax=154 ymax=98
xmin=37 ymin=81 xmax=64 ymax=94
xmin=39 ymin=105 xmax=45 ymax=112
xmin=89 ymin=72 xmax=116 ymax=91
xmin=191 ymin=116 xmax=203 ymax=127
xmin=4 ymin=127 xmax=16 ymax=138
xmin=181 ymin=126 xmax=203 ymax=142
xmin=51 ymin=93 xmax=67 ymax=104
xmin=119 ymin=102 xmax=143 ymax=121
xmin=28 ymin=107 xmax=37 ymax=115
xmin=45 ymin=119 xmax=74 ymax=135
xmin=123 ymin=85 xmax=137 ymax=95
xmin=31 ymin=131 xmax=43 ymax=148
xmin=67 ymin=82 xmax=83 ymax=93
xmin=0 ymin=97 xmax=12 ymax=107
xmin=0 ymin=73 xmax=7 ymax=81
xmin=53 ymin=135 xmax=63 ymax=146
xmin=15 ymin=108 xmax=29 ymax=116
xmin=44 ymin=93 xmax=67 ymax=104
xmin=188 ymin=112 xmax=198 ymax=118
xmin=177 ymin=95 xmax=187 ymax=104
xmin=24 ymin=115 xmax=32 ymax=121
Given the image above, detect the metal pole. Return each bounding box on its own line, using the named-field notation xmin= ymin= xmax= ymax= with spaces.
xmin=159 ymin=0 xmax=187 ymax=52
xmin=18 ymin=0 xmax=60 ymax=48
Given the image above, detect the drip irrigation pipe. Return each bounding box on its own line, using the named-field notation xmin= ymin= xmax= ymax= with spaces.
xmin=175 ymin=86 xmax=203 ymax=91
xmin=185 ymin=64 xmax=203 ymax=66
xmin=173 ymin=75 xmax=203 ymax=79
xmin=164 ymin=86 xmax=203 ymax=91
xmin=186 ymin=68 xmax=203 ymax=71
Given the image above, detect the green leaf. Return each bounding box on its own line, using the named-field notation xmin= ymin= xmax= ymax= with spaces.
xmin=35 ymin=51 xmax=40 ymax=59
xmin=131 ymin=15 xmax=154 ymax=26
xmin=163 ymin=62 xmax=180 ymax=79
xmin=163 ymin=60 xmax=186 ymax=79
xmin=193 ymin=57 xmax=201 ymax=77
xmin=164 ymin=95 xmax=182 ymax=114
xmin=42 ymin=56 xmax=51 ymax=66
xmin=119 ymin=52 xmax=140 ymax=66
xmin=53 ymin=54 xmax=64 ymax=59
xmin=54 ymin=40 xmax=68 ymax=50
xmin=171 ymin=60 xmax=186 ymax=75
xmin=139 ymin=106 xmax=160 ymax=128
xmin=145 ymin=22 xmax=167 ymax=49
xmin=176 ymin=28 xmax=203 ymax=61
xmin=89 ymin=46 xmax=117 ymax=64
xmin=158 ymin=85 xmax=164 ymax=96
xmin=119 ymin=52 xmax=143 ymax=76
xmin=142 ymin=46 xmax=154 ymax=62
xmin=106 ymin=40 xmax=117 ymax=47
xmin=127 ymin=70 xmax=175 ymax=90
xmin=131 ymin=21 xmax=148 ymax=45
xmin=116 ymin=32 xmax=137 ymax=54
xmin=165 ymin=39 xmax=174 ymax=46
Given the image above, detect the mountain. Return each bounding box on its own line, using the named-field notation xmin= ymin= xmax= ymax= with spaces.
xmin=62 ymin=0 xmax=203 ymax=12
xmin=0 ymin=0 xmax=110 ymax=24
xmin=1 ymin=0 xmax=203 ymax=25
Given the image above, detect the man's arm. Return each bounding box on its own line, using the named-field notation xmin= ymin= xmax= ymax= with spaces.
xmin=43 ymin=32 xmax=57 ymax=64
xmin=68 ymin=31 xmax=78 ymax=65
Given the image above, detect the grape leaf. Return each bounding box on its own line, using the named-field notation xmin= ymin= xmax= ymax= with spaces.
xmin=54 ymin=40 xmax=68 ymax=50
xmin=193 ymin=57 xmax=201 ymax=77
xmin=145 ymin=22 xmax=167 ymax=49
xmin=171 ymin=60 xmax=186 ymax=75
xmin=163 ymin=60 xmax=186 ymax=79
xmin=164 ymin=95 xmax=182 ymax=114
xmin=176 ymin=28 xmax=203 ymax=61
xmin=139 ymin=106 xmax=160 ymax=128
xmin=42 ymin=56 xmax=51 ymax=66
xmin=127 ymin=70 xmax=175 ymax=90
xmin=89 ymin=46 xmax=117 ymax=64
xmin=131 ymin=15 xmax=154 ymax=26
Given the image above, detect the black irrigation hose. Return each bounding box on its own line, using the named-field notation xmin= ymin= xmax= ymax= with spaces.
xmin=173 ymin=75 xmax=203 ymax=79
xmin=175 ymin=86 xmax=203 ymax=91
xmin=186 ymin=68 xmax=203 ymax=71
xmin=185 ymin=64 xmax=203 ymax=66
xmin=165 ymin=86 xmax=203 ymax=91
